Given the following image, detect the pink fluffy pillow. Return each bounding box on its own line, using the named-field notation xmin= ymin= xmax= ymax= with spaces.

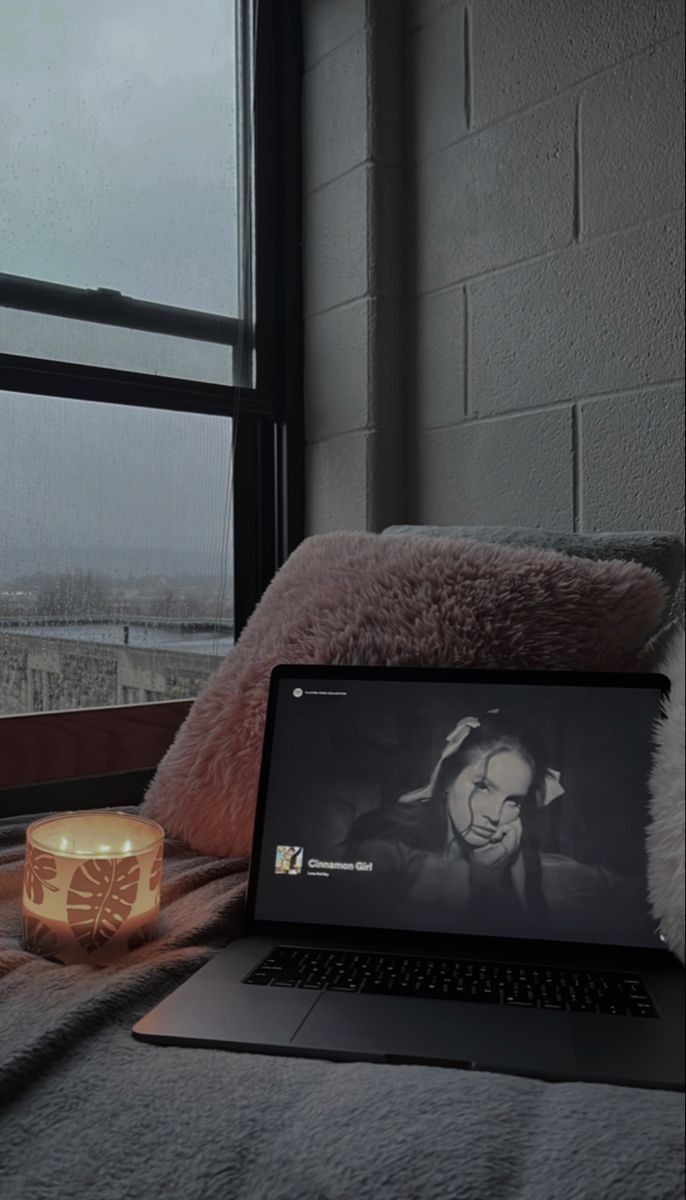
xmin=141 ymin=532 xmax=665 ymax=857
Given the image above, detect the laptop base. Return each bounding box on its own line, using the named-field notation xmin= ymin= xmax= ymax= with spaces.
xmin=133 ymin=936 xmax=685 ymax=1091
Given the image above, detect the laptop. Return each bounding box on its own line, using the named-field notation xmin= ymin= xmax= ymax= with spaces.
xmin=133 ymin=665 xmax=685 ymax=1090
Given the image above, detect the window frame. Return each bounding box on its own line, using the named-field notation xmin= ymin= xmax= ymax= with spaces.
xmin=0 ymin=0 xmax=303 ymax=805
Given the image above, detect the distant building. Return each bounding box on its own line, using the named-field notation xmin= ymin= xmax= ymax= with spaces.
xmin=0 ymin=631 xmax=223 ymax=715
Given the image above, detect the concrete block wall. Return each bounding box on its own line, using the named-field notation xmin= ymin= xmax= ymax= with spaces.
xmin=302 ymin=0 xmax=685 ymax=537
xmin=408 ymin=0 xmax=685 ymax=531
xmin=302 ymin=0 xmax=406 ymax=532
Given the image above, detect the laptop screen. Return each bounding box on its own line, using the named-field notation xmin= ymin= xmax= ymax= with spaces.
xmin=252 ymin=671 xmax=665 ymax=949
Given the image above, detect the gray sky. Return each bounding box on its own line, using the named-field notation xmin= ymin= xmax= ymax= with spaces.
xmin=1 ymin=0 xmax=238 ymax=582
xmin=1 ymin=0 xmax=238 ymax=310
xmin=1 ymin=392 xmax=234 ymax=580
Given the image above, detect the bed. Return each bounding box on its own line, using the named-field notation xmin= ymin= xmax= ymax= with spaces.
xmin=1 ymin=811 xmax=684 ymax=1200
xmin=3 ymin=526 xmax=685 ymax=1198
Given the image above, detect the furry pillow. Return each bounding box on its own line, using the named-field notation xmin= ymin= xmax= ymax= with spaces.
xmin=141 ymin=532 xmax=665 ymax=858
xmin=647 ymin=627 xmax=685 ymax=962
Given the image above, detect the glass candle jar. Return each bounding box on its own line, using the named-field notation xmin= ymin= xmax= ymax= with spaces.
xmin=21 ymin=811 xmax=165 ymax=965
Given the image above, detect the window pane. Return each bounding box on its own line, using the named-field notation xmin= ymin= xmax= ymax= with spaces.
xmin=0 ymin=308 xmax=234 ymax=387
xmin=0 ymin=392 xmax=234 ymax=716
xmin=0 ymin=0 xmax=251 ymax=382
xmin=2 ymin=0 xmax=239 ymax=311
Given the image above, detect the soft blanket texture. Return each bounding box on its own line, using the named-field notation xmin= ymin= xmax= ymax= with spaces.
xmin=142 ymin=531 xmax=665 ymax=858
xmin=384 ymin=525 xmax=685 ymax=666
xmin=384 ymin=526 xmax=684 ymax=622
xmin=1 ymin=814 xmax=684 ymax=1200
xmin=648 ymin=628 xmax=685 ymax=962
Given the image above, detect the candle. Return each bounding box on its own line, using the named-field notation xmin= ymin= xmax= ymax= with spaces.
xmin=21 ymin=811 xmax=165 ymax=965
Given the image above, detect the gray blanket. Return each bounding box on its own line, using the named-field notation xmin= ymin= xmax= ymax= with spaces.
xmin=1 ymin=815 xmax=683 ymax=1200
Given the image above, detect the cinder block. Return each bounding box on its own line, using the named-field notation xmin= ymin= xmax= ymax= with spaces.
xmin=304 ymin=32 xmax=369 ymax=192
xmin=470 ymin=217 xmax=685 ymax=414
xmin=414 ymin=409 xmax=574 ymax=528
xmin=410 ymin=0 xmax=459 ymax=31
xmin=302 ymin=0 xmax=366 ymax=69
xmin=304 ymin=303 xmax=403 ymax=459
xmin=410 ymin=1 xmax=467 ymax=161
xmin=416 ymin=94 xmax=575 ymax=292
xmin=305 ymin=300 xmax=371 ymax=441
xmin=368 ymin=297 xmax=404 ymax=429
xmin=306 ymin=432 xmax=370 ymax=532
xmin=372 ymin=164 xmax=406 ymax=299
xmin=581 ymin=385 xmax=685 ymax=533
xmin=306 ymin=420 xmax=405 ymax=534
xmin=304 ymin=166 xmax=369 ymax=315
xmin=583 ymin=37 xmax=685 ymax=235
xmin=370 ymin=27 xmax=405 ymax=166
xmin=472 ymin=0 xmax=685 ymax=128
xmin=372 ymin=0 xmax=407 ymax=30
xmin=367 ymin=421 xmax=407 ymax=530
xmin=414 ymin=286 xmax=465 ymax=428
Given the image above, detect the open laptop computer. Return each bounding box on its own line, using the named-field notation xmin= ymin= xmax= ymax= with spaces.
xmin=133 ymin=665 xmax=685 ymax=1090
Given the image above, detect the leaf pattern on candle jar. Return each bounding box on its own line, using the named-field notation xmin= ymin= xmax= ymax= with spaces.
xmin=22 ymin=913 xmax=59 ymax=957
xmin=66 ymin=857 xmax=140 ymax=953
xmin=149 ymin=846 xmax=163 ymax=893
xmin=24 ymin=843 xmax=59 ymax=904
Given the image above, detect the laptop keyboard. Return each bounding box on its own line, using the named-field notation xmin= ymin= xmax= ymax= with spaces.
xmin=244 ymin=947 xmax=658 ymax=1017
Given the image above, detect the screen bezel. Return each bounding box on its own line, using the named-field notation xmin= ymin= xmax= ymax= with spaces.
xmin=245 ymin=664 xmax=670 ymax=962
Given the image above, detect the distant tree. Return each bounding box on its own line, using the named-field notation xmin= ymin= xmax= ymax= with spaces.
xmin=158 ymin=587 xmax=179 ymax=617
xmin=36 ymin=570 xmax=112 ymax=618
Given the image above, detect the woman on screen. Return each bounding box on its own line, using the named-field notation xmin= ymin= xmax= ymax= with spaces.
xmin=346 ymin=710 xmax=564 ymax=934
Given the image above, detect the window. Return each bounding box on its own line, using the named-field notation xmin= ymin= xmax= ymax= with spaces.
xmin=1 ymin=392 xmax=235 ymax=716
xmin=0 ymin=1 xmax=303 ymax=793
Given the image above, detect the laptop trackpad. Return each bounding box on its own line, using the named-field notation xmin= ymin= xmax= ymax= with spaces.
xmin=292 ymin=994 xmax=575 ymax=1074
